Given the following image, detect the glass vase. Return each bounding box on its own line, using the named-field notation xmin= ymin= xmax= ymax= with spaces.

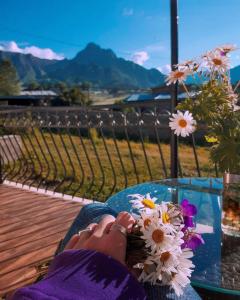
xmin=221 ymin=173 xmax=240 ymax=237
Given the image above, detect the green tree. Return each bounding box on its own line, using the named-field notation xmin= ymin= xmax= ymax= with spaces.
xmin=80 ymin=81 xmax=92 ymax=103
xmin=0 ymin=59 xmax=21 ymax=95
xmin=27 ymin=81 xmax=40 ymax=91
xmin=59 ymin=85 xmax=92 ymax=106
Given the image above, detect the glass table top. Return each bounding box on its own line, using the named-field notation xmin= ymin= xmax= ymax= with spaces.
xmin=106 ymin=177 xmax=240 ymax=296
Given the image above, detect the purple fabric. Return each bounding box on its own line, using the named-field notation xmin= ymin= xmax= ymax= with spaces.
xmin=13 ymin=249 xmax=147 ymax=300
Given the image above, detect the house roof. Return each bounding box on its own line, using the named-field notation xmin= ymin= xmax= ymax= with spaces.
xmin=20 ymin=90 xmax=57 ymax=96
xmin=0 ymin=90 xmax=58 ymax=101
xmin=124 ymin=92 xmax=197 ymax=102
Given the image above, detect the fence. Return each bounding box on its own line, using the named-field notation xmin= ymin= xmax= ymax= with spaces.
xmin=0 ymin=104 xmax=217 ymax=201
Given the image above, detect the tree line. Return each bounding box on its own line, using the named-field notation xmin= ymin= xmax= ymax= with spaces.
xmin=0 ymin=59 xmax=92 ymax=106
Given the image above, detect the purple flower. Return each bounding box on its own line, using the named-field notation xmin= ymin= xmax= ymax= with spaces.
xmin=181 ymin=199 xmax=197 ymax=217
xmin=184 ymin=216 xmax=194 ymax=228
xmin=181 ymin=199 xmax=197 ymax=229
xmin=182 ymin=233 xmax=205 ymax=250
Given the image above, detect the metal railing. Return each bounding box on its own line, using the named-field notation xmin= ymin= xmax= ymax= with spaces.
xmin=0 ymin=104 xmax=217 ymax=201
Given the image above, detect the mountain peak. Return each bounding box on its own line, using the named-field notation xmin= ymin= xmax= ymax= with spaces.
xmin=74 ymin=42 xmax=117 ymax=62
xmin=85 ymin=42 xmax=101 ymax=51
xmin=0 ymin=43 xmax=166 ymax=88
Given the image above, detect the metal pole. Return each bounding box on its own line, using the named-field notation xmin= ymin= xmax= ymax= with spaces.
xmin=0 ymin=151 xmax=2 ymax=184
xmin=170 ymin=0 xmax=179 ymax=178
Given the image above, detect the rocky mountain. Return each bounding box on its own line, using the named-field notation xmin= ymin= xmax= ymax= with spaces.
xmin=0 ymin=43 xmax=165 ymax=89
xmin=230 ymin=65 xmax=240 ymax=83
xmin=0 ymin=51 xmax=56 ymax=83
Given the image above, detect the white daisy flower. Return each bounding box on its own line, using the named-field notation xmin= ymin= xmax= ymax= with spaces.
xmin=169 ymin=111 xmax=196 ymax=137
xmin=177 ymin=248 xmax=195 ymax=270
xmin=168 ymin=270 xmax=191 ymax=297
xmin=216 ymin=44 xmax=237 ymax=55
xmin=129 ymin=199 xmax=200 ymax=295
xmin=158 ymin=202 xmax=183 ymax=228
xmin=205 ymin=52 xmax=230 ymax=72
xmin=171 ymin=230 xmax=185 ymax=248
xmin=148 ymin=248 xmax=180 ymax=276
xmin=129 ymin=193 xmax=157 ymax=213
xmin=141 ymin=222 xmax=174 ymax=253
xmin=165 ymin=69 xmax=190 ymax=85
xmin=227 ymin=85 xmax=238 ymax=104
xmin=162 ymin=249 xmax=194 ymax=296
xmin=137 ymin=209 xmax=159 ymax=229
xmin=176 ymin=60 xmax=200 ymax=72
xmin=137 ymin=263 xmax=159 ymax=284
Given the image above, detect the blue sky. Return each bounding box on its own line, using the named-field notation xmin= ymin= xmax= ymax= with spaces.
xmin=1 ymin=0 xmax=240 ymax=73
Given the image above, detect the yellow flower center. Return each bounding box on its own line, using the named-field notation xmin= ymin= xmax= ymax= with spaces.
xmin=212 ymin=58 xmax=222 ymax=66
xmin=160 ymin=251 xmax=171 ymax=263
xmin=162 ymin=212 xmax=170 ymax=224
xmin=143 ymin=264 xmax=150 ymax=273
xmin=142 ymin=199 xmax=155 ymax=209
xmin=178 ymin=119 xmax=187 ymax=128
xmin=152 ymin=229 xmax=164 ymax=243
xmin=174 ymin=71 xmax=185 ymax=78
xmin=143 ymin=263 xmax=155 ymax=274
xmin=144 ymin=218 xmax=151 ymax=228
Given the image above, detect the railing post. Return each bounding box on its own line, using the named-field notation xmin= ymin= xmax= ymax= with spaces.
xmin=170 ymin=0 xmax=179 ymax=178
xmin=0 ymin=148 xmax=3 ymax=184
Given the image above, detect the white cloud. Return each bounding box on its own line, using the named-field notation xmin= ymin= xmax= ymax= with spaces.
xmin=145 ymin=43 xmax=166 ymax=53
xmin=122 ymin=8 xmax=134 ymax=16
xmin=0 ymin=41 xmax=64 ymax=60
xmin=157 ymin=64 xmax=171 ymax=74
xmin=131 ymin=51 xmax=149 ymax=66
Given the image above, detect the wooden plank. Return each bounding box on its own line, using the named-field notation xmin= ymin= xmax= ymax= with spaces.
xmin=0 ymin=184 xmax=84 ymax=295
xmin=0 ymin=202 xmax=78 ymax=228
xmin=1 ymin=200 xmax=70 ymax=219
xmin=0 ymin=243 xmax=61 ymax=276
xmin=0 ymin=196 xmax=73 ymax=214
xmin=0 ymin=205 xmax=82 ymax=227
xmin=0 ymin=219 xmax=73 ymax=251
xmin=0 ymin=206 xmax=80 ymax=235
xmin=0 ymin=192 xmax=63 ymax=205
xmin=0 ymin=263 xmax=49 ymax=295
xmin=0 ymin=212 xmax=77 ymax=243
xmin=0 ymin=230 xmax=67 ymax=261
xmin=0 ymin=196 xmax=62 ymax=213
xmin=0 ymin=193 xmax=59 ymax=208
xmin=0 ymin=266 xmax=37 ymax=295
xmin=0 ymin=186 xmax=24 ymax=194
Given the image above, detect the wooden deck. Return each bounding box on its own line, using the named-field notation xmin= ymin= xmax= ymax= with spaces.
xmin=0 ymin=184 xmax=83 ymax=296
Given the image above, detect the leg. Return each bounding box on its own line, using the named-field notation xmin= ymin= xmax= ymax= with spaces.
xmin=56 ymin=203 xmax=117 ymax=254
xmin=144 ymin=283 xmax=202 ymax=300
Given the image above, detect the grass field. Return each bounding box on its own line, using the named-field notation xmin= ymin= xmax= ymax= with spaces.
xmin=4 ymin=130 xmax=216 ymax=201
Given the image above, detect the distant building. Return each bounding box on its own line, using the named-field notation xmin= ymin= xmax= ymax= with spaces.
xmin=123 ymin=91 xmax=198 ymax=112
xmin=124 ymin=91 xmax=197 ymax=103
xmin=0 ymin=90 xmax=69 ymax=106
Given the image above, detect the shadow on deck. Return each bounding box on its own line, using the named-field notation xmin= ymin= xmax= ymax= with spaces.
xmin=0 ymin=184 xmax=83 ymax=296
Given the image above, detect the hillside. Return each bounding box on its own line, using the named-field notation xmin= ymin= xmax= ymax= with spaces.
xmin=0 ymin=43 xmax=165 ymax=89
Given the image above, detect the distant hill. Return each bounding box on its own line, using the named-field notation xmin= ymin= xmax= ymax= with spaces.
xmin=185 ymin=67 xmax=240 ymax=85
xmin=230 ymin=65 xmax=240 ymax=83
xmin=0 ymin=51 xmax=56 ymax=83
xmin=0 ymin=43 xmax=165 ymax=89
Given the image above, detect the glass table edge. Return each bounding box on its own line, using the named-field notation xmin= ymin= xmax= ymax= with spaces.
xmin=191 ymin=281 xmax=240 ymax=296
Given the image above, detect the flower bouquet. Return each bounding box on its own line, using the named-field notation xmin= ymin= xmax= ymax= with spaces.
xmin=126 ymin=193 xmax=204 ymax=296
xmin=166 ymin=44 xmax=240 ymax=173
xmin=166 ymin=44 xmax=240 ymax=238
